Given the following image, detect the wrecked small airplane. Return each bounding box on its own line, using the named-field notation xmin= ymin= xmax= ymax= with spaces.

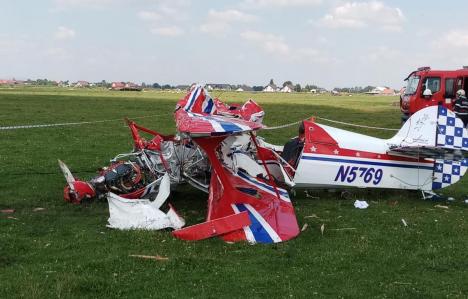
xmin=59 ymin=85 xmax=468 ymax=244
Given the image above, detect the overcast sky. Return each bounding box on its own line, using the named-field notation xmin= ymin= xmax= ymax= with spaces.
xmin=1 ymin=0 xmax=467 ymax=89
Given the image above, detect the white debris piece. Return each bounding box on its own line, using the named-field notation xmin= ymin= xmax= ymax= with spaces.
xmin=401 ymin=219 xmax=408 ymax=227
xmin=107 ymin=174 xmax=185 ymax=230
xmin=354 ymin=200 xmax=369 ymax=209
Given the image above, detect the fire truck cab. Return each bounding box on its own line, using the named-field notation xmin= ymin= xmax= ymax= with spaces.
xmin=400 ymin=66 xmax=468 ymax=122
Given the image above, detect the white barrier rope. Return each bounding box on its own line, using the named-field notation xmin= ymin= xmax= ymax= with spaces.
xmin=0 ymin=114 xmax=164 ymax=130
xmin=263 ymin=120 xmax=303 ymax=130
xmin=1 ymin=113 xmax=398 ymax=132
xmin=315 ymin=116 xmax=399 ymax=131
xmin=264 ymin=116 xmax=399 ymax=131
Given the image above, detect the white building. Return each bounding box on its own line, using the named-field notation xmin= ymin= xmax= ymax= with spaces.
xmin=263 ymin=84 xmax=278 ymax=92
xmin=280 ymin=85 xmax=293 ymax=93
xmin=366 ymin=86 xmax=395 ymax=95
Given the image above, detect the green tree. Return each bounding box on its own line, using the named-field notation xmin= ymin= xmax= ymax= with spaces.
xmin=100 ymin=80 xmax=108 ymax=87
xmin=252 ymin=86 xmax=263 ymax=92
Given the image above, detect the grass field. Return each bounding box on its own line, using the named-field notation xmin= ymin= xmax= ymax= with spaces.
xmin=1 ymin=87 xmax=467 ymax=298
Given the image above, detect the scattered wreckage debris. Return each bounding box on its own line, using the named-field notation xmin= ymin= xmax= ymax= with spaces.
xmin=434 ymin=204 xmax=449 ymax=210
xmin=59 ymin=84 xmax=468 ymax=244
xmin=129 ymin=254 xmax=169 ymax=261
xmin=354 ymin=200 xmax=369 ymax=209
xmin=401 ymin=219 xmax=408 ymax=227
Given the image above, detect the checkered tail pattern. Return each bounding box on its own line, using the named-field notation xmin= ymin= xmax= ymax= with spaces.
xmin=432 ymin=106 xmax=468 ymax=189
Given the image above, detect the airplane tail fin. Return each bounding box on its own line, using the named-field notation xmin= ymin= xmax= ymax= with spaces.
xmin=388 ymin=106 xmax=468 ymax=190
xmin=432 ymin=159 xmax=468 ymax=190
xmin=389 ymin=106 xmax=468 ymax=158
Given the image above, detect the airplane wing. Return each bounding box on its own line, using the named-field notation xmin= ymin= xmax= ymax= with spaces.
xmin=174 ymin=84 xmax=263 ymax=137
xmin=175 ymin=109 xmax=262 ymax=137
xmin=172 ymin=134 xmax=299 ymax=244
xmin=172 ymin=85 xmax=298 ymax=243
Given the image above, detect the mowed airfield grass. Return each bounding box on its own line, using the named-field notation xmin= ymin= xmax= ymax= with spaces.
xmin=1 ymin=87 xmax=468 ymax=298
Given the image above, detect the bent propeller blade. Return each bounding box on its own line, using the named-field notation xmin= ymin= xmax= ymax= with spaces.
xmin=58 ymin=159 xmax=76 ymax=192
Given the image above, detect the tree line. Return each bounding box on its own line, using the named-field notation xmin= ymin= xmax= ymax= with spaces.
xmin=14 ymin=78 xmax=376 ymax=93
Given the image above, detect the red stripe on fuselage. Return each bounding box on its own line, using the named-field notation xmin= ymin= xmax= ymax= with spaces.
xmin=303 ymin=120 xmax=433 ymax=164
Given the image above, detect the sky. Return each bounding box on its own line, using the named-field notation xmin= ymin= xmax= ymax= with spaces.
xmin=1 ymin=0 xmax=468 ymax=89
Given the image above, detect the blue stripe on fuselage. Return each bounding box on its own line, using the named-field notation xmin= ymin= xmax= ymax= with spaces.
xmin=236 ymin=204 xmax=273 ymax=243
xmin=301 ymin=155 xmax=433 ymax=170
xmin=237 ymin=171 xmax=289 ymax=197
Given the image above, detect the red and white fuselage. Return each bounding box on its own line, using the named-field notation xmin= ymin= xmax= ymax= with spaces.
xmin=294 ymin=106 xmax=468 ymax=191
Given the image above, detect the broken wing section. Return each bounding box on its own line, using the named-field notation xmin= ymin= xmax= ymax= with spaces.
xmin=224 ymin=170 xmax=298 ymax=243
xmin=172 ymin=136 xmax=299 ymax=244
xmin=107 ymin=173 xmax=185 ymax=230
xmin=175 ymin=85 xmax=263 ymax=137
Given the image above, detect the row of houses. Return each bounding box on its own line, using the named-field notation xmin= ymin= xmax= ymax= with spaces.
xmin=0 ymin=78 xmax=399 ymax=95
xmin=365 ymin=86 xmax=396 ymax=96
xmin=262 ymin=83 xmax=325 ymax=93
xmin=262 ymin=83 xmax=299 ymax=93
xmin=0 ymin=79 xmax=24 ymax=85
xmin=56 ymin=80 xmax=142 ymax=91
xmin=110 ymin=82 xmax=142 ymax=91
xmin=206 ymin=84 xmax=254 ymax=92
xmin=207 ymin=82 xmax=326 ymax=93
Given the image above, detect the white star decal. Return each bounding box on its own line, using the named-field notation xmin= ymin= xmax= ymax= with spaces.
xmin=454 ymin=168 xmax=459 ymax=174
xmin=310 ymin=146 xmax=317 ymax=152
xmin=443 ymin=175 xmax=450 ymax=182
xmin=333 ymin=149 xmax=339 ymax=155
xmin=437 ymin=164 xmax=443 ymax=171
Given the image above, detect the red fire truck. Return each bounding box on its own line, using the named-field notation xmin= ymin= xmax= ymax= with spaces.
xmin=400 ymin=66 xmax=468 ymax=122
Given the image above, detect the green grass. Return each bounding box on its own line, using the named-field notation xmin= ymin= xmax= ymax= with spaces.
xmin=1 ymin=87 xmax=467 ymax=298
